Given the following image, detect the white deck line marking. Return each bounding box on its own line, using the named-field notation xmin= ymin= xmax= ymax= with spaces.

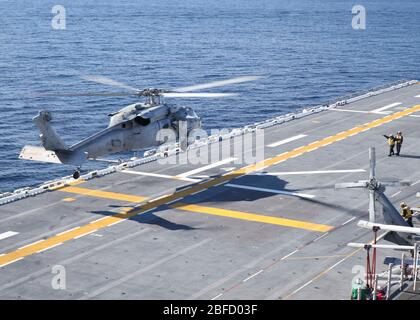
xmin=56 ymin=226 xmax=80 ymax=236
xmin=122 ymin=170 xmax=201 ymax=182
xmin=0 ymin=257 xmax=23 ymax=268
xmin=288 ymin=230 xmax=391 ymax=298
xmin=90 ymin=233 xmax=103 ymax=237
xmin=243 ymin=270 xmax=264 ymax=282
xmin=0 ymin=229 xmax=151 ymax=291
xmin=214 ymin=181 xmax=228 ymax=187
xmin=225 ymin=183 xmax=315 ymax=199
xmin=313 ymin=233 xmax=329 ymax=242
xmin=211 ymin=293 xmax=223 ymax=300
xmin=291 ymin=257 xmax=348 ymax=296
xmin=80 ymin=238 xmax=211 ymax=300
xmin=332 ymin=105 xmax=403 ymax=115
xmin=257 ymin=169 xmax=365 ymax=176
xmin=254 ymin=165 xmax=269 ymax=172
xmin=409 ymin=115 xmax=420 ymax=118
xmin=342 ymin=217 xmax=356 ymax=226
xmin=151 ymin=194 xmax=172 ymax=202
xmin=177 ymin=157 xmax=237 ymax=178
xmin=281 ymin=249 xmax=299 ymax=260
xmin=332 ymin=109 xmax=371 ymax=114
xmin=328 ymin=257 xmax=347 ymax=270
xmin=107 ymin=219 xmax=125 ymax=227
xmin=290 ymin=279 xmax=314 ymax=295
xmin=371 ymin=102 xmax=402 ymax=114
xmin=411 ymin=180 xmax=420 ymax=186
xmin=190 ymin=190 xmax=205 ymax=196
xmin=74 ymin=230 xmax=98 ymax=240
xmin=273 ymin=160 xmax=285 ymax=165
xmin=36 ymin=242 xmax=63 ymax=254
xmin=415 ymin=95 xmax=420 ymax=98
xmin=0 ymin=231 xmax=19 ymax=241
xmin=18 ymin=239 xmax=45 ymax=250
xmin=391 ymin=191 xmax=402 ymax=198
xmin=267 ymin=134 xmax=307 ymax=148
xmin=90 ymin=217 xmax=108 ymax=224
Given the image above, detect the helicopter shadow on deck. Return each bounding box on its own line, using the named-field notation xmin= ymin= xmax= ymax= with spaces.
xmin=90 ymin=173 xmax=365 ymax=230
xmin=90 ymin=209 xmax=195 ymax=231
xmin=88 ymin=174 xmax=286 ymax=230
xmin=170 ymin=173 xmax=366 ymax=218
xmin=398 ymin=154 xmax=420 ymax=160
xmin=195 ymin=173 xmax=366 ymax=217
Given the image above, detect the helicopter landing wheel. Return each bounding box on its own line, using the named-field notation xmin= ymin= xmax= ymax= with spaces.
xmin=73 ymin=170 xmax=81 ymax=180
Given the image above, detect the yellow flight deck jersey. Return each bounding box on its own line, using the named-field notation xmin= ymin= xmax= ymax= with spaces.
xmin=402 ymin=207 xmax=413 ymax=219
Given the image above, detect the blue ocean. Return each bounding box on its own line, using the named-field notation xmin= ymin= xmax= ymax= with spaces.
xmin=0 ymin=0 xmax=419 ymax=192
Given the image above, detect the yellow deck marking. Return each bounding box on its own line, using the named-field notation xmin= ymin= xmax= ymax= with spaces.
xmin=57 ymin=186 xmax=147 ymax=203
xmin=172 ymin=203 xmax=333 ymax=232
xmin=49 ymin=179 xmax=86 ymax=191
xmin=62 ymin=197 xmax=76 ymax=202
xmin=1 ymin=105 xmax=420 ymax=267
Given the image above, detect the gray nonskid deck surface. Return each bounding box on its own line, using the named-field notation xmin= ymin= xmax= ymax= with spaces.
xmin=0 ymin=83 xmax=420 ymax=299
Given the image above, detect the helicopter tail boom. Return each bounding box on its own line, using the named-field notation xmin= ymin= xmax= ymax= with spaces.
xmin=20 ymin=111 xmax=90 ymax=166
xmin=33 ymin=111 xmax=67 ymax=151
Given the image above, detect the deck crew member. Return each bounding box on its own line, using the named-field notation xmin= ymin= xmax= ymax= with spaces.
xmin=395 ymin=131 xmax=403 ymax=156
xmin=383 ymin=134 xmax=395 ymax=156
xmin=400 ymin=202 xmax=414 ymax=227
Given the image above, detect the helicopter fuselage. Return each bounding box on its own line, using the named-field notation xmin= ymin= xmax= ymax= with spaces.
xmin=21 ymin=102 xmax=201 ymax=167
xmin=20 ymin=74 xmax=260 ymax=175
xmin=69 ymin=102 xmax=201 ymax=160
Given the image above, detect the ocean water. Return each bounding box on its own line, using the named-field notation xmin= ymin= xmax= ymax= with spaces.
xmin=0 ymin=0 xmax=419 ymax=192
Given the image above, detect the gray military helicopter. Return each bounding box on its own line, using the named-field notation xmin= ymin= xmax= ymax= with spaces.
xmin=335 ymin=147 xmax=419 ymax=247
xmin=20 ymin=75 xmax=261 ymax=179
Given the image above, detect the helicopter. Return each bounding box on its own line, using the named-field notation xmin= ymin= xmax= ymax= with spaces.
xmin=335 ymin=147 xmax=419 ymax=247
xmin=19 ymin=75 xmax=261 ymax=179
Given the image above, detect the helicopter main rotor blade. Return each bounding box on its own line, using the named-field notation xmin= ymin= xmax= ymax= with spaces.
xmin=369 ymin=147 xmax=376 ymax=179
xmin=172 ymin=76 xmax=263 ymax=93
xmin=380 ymin=180 xmax=411 ymax=187
xmin=335 ymin=181 xmax=368 ymax=189
xmin=162 ymin=92 xmax=237 ymax=98
xmin=38 ymin=91 xmax=136 ymax=97
xmin=81 ymin=75 xmax=140 ymax=92
xmin=369 ymin=189 xmax=376 ymax=222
